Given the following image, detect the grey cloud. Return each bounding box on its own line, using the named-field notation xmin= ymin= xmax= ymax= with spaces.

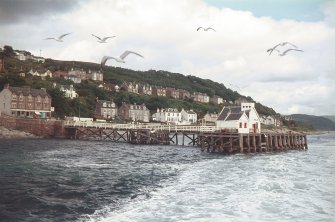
xmin=0 ymin=0 xmax=87 ymax=25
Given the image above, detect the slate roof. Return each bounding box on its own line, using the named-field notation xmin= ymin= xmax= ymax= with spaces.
xmin=96 ymin=100 xmax=115 ymax=107
xmin=217 ymin=106 xmax=241 ymax=121
xmin=225 ymin=113 xmax=244 ymax=121
xmin=8 ymin=86 xmax=50 ymax=97
xmin=120 ymin=103 xmax=148 ymax=110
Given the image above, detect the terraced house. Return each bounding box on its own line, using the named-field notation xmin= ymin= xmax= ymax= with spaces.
xmin=0 ymin=84 xmax=53 ymax=118
xmin=118 ymin=103 xmax=150 ymax=122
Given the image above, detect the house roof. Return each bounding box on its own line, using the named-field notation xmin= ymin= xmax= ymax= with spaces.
xmin=183 ymin=109 xmax=196 ymax=114
xmin=121 ymin=103 xmax=148 ymax=110
xmin=225 ymin=113 xmax=244 ymax=121
xmin=96 ymin=100 xmax=115 ymax=108
xmin=159 ymin=108 xmax=179 ymax=113
xmin=217 ymin=106 xmax=241 ymax=121
xmin=8 ymin=86 xmax=50 ymax=97
xmin=97 ymin=100 xmax=114 ymax=104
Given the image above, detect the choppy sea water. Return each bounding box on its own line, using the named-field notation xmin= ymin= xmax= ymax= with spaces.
xmin=0 ymin=132 xmax=334 ymax=222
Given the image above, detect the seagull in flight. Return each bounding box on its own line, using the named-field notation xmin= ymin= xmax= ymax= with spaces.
xmin=197 ymin=27 xmax=216 ymax=32
xmin=101 ymin=50 xmax=144 ymax=67
xmin=278 ymin=48 xmax=304 ymax=56
xmin=267 ymin=42 xmax=297 ymax=55
xmin=44 ymin=33 xmax=72 ymax=42
xmin=91 ymin=34 xmax=116 ymax=43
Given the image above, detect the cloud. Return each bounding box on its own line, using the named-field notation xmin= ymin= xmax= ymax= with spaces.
xmin=0 ymin=0 xmax=85 ymax=25
xmin=322 ymin=1 xmax=335 ymax=26
xmin=0 ymin=0 xmax=334 ymax=115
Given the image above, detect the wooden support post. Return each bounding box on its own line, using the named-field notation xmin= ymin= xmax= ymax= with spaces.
xmin=304 ymin=135 xmax=308 ymax=149
xmin=265 ymin=134 xmax=269 ymax=152
xmin=283 ymin=134 xmax=287 ymax=150
xmin=247 ymin=134 xmax=250 ymax=152
xmin=239 ymin=134 xmax=244 ymax=153
xmin=229 ymin=134 xmax=233 ymax=153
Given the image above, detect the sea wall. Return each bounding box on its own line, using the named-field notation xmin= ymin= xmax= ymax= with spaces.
xmin=0 ymin=115 xmax=65 ymax=138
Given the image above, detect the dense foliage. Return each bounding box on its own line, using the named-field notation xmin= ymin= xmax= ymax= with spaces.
xmin=0 ymin=46 xmax=278 ymax=119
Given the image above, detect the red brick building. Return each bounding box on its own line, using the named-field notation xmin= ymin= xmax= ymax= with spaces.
xmin=0 ymin=84 xmax=53 ymax=118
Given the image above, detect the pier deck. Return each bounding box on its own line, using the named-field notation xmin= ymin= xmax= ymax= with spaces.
xmin=64 ymin=122 xmax=307 ymax=154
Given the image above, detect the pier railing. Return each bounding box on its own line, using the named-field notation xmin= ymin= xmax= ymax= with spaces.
xmin=64 ymin=121 xmax=221 ymax=133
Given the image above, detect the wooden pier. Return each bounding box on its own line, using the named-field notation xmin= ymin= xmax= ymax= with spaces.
xmin=64 ymin=122 xmax=307 ymax=154
xmin=197 ymin=132 xmax=308 ymax=153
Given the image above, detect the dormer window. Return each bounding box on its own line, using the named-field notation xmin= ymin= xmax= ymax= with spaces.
xmin=19 ymin=94 xmax=24 ymax=101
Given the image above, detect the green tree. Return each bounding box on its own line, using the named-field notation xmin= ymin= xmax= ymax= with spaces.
xmin=0 ymin=74 xmax=26 ymax=90
xmin=47 ymin=88 xmax=69 ymax=118
xmin=3 ymin=45 xmax=15 ymax=57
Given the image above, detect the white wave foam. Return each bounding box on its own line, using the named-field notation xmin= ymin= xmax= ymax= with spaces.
xmin=82 ymin=144 xmax=335 ymax=222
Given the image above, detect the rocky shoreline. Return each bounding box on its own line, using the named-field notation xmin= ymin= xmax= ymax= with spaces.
xmin=0 ymin=126 xmax=37 ymax=139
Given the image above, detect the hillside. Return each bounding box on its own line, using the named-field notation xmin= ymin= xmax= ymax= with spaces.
xmin=1 ymin=46 xmax=277 ymax=118
xmin=289 ymin=114 xmax=335 ymax=131
xmin=323 ymin=115 xmax=335 ymax=123
xmin=44 ymin=58 xmax=277 ymax=116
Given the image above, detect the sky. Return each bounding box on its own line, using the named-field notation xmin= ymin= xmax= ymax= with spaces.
xmin=1 ymin=0 xmax=334 ymax=116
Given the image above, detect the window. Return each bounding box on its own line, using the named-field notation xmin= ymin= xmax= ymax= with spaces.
xmin=12 ymin=94 xmax=17 ymax=100
xmin=239 ymin=122 xmax=242 ymax=128
xmin=28 ymin=95 xmax=33 ymax=102
xmin=244 ymin=123 xmax=247 ymax=128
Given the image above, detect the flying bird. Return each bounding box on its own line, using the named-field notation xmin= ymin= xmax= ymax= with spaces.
xmin=267 ymin=42 xmax=298 ymax=55
xmin=197 ymin=27 xmax=216 ymax=32
xmin=278 ymin=48 xmax=304 ymax=56
xmin=91 ymin=34 xmax=116 ymax=43
xmin=101 ymin=50 xmax=144 ymax=67
xmin=44 ymin=33 xmax=72 ymax=42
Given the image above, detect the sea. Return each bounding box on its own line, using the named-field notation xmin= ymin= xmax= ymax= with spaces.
xmin=0 ymin=132 xmax=334 ymax=222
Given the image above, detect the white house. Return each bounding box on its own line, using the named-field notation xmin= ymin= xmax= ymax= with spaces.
xmin=59 ymin=85 xmax=78 ymax=99
xmin=202 ymin=112 xmax=218 ymax=123
xmin=210 ymin=96 xmax=224 ymax=105
xmin=16 ymin=53 xmax=27 ymax=61
xmin=216 ymin=102 xmax=261 ymax=133
xmin=88 ymin=69 xmax=103 ymax=81
xmin=65 ymin=75 xmax=82 ymax=84
xmin=260 ymin=115 xmax=281 ymax=126
xmin=28 ymin=69 xmax=52 ymax=80
xmin=31 ymin=56 xmax=45 ymax=63
xmin=180 ymin=109 xmax=197 ymax=125
xmin=152 ymin=108 xmax=181 ymax=124
xmin=95 ymin=100 xmax=117 ymax=119
xmin=40 ymin=70 xmax=53 ymax=80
